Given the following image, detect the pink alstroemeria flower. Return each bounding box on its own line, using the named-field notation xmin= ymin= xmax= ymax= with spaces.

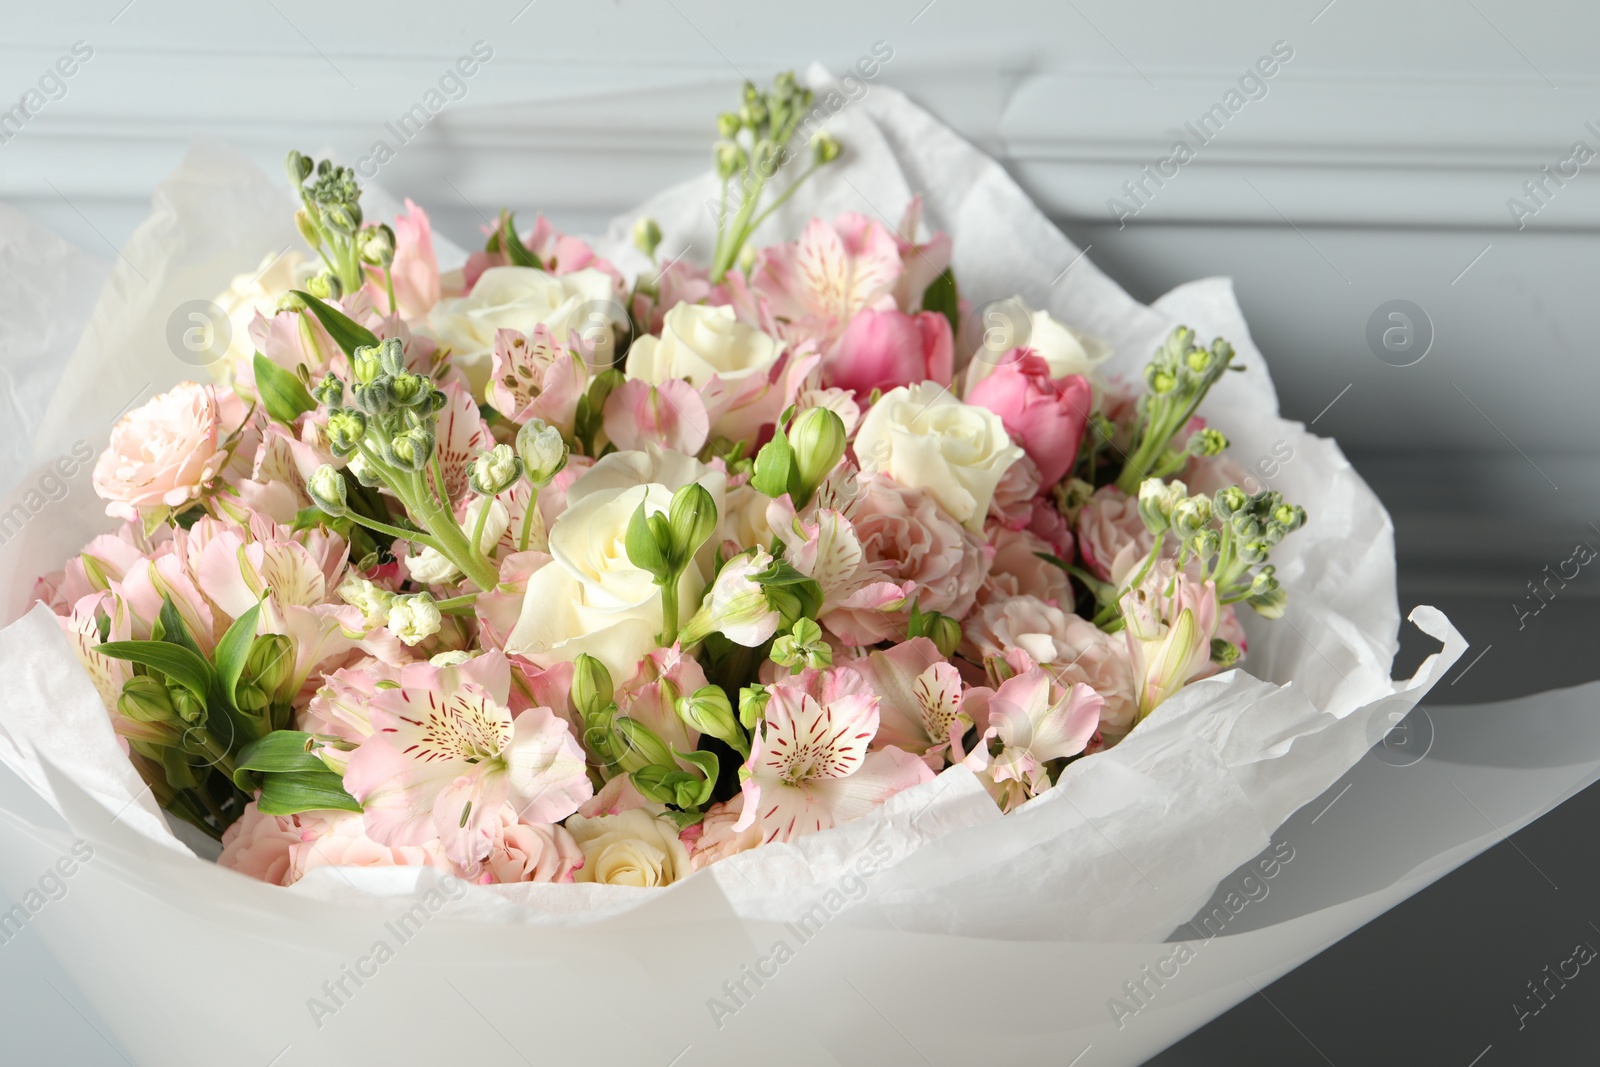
xmin=343 ymin=651 xmax=592 ymax=869
xmin=747 ymin=214 xmax=903 ymax=343
xmin=849 ymin=637 xmax=969 ymax=770
xmin=602 ymin=377 xmax=710 ymax=455
xmin=1119 ymin=565 xmax=1221 ymax=720
xmin=735 ymin=666 xmax=933 ymax=843
xmin=487 ymin=326 xmax=588 ymax=437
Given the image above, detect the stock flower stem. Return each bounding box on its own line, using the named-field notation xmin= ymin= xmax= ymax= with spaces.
xmin=658 ymin=573 xmax=681 ymax=645
xmin=433 ymin=593 xmax=480 ymax=615
xmin=470 ymin=498 xmax=492 ymax=556
xmin=383 ymin=267 xmax=398 ymax=316
xmin=349 ymin=511 xmax=441 ymax=550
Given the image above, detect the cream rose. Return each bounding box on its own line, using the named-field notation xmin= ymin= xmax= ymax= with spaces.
xmin=964 ymin=298 xmax=1112 ymax=391
xmin=627 ymin=303 xmax=780 ymax=387
xmin=625 ymin=303 xmax=783 ymax=439
xmin=504 ymin=450 xmax=725 ymax=679
xmin=566 ymin=809 xmax=691 ymax=887
xmin=214 ymin=249 xmax=309 ymax=373
xmin=853 ymin=382 xmax=1024 ymax=530
xmin=426 ymin=265 xmax=617 ymax=394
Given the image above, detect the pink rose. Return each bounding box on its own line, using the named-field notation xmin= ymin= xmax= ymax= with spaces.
xmin=829 ymin=473 xmax=992 ymax=643
xmin=684 ymin=796 xmax=763 ymax=872
xmin=965 ymin=350 xmax=1091 ymax=486
xmin=287 ymin=810 xmax=455 ymax=884
xmin=987 ymin=453 xmax=1043 ymax=530
xmin=823 ymin=308 xmax=953 ymax=398
xmin=478 ymin=809 xmax=584 ymax=884
xmin=1075 ymin=485 xmax=1154 ymax=582
xmin=218 ymin=802 xmax=306 ymax=886
xmin=92 ymin=382 xmax=229 ymax=521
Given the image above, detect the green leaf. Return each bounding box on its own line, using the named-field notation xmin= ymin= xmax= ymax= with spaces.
xmin=255 ymin=768 xmax=362 ymax=815
xmin=921 ymin=267 xmax=960 ymax=336
xmin=235 ymin=730 xmax=324 ymax=775
xmin=253 ymin=352 xmax=317 ymax=424
xmin=495 ymin=211 xmax=544 ymax=270
xmin=290 ymin=290 xmax=380 ymax=357
xmin=214 ymin=602 xmax=263 ymax=710
xmin=749 ymin=430 xmax=795 ymax=499
xmin=674 ymin=748 xmax=720 ymax=809
xmin=97 ymin=640 xmax=216 ymax=699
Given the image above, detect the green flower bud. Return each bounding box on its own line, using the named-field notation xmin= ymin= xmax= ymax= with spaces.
xmin=1273 ymin=503 xmax=1307 ymax=533
xmin=1213 ymin=485 xmax=1249 ymax=520
xmin=1261 ymin=519 xmax=1288 ymax=546
xmin=387 ymin=428 xmax=436 ymax=472
xmin=388 ymin=372 xmax=430 ymax=408
xmin=1247 ymin=585 xmax=1288 ymax=619
xmin=788 ymin=406 xmax=846 ymax=505
xmin=572 ymin=654 xmax=615 ymax=722
xmin=1210 ymin=638 xmax=1242 ymax=668
xmin=357 ymin=223 xmax=396 ymax=267
xmin=468 ymin=443 xmax=524 ymax=496
xmin=377 ymin=337 xmax=406 ymax=376
xmin=285 ymin=150 xmax=313 ymax=186
xmin=1188 ymin=527 xmax=1222 ymax=560
xmin=679 ymin=685 xmax=743 ymax=752
xmin=632 ymin=215 xmax=663 ymax=258
xmin=812 ymin=131 xmax=842 ymax=165
xmin=387 ymin=593 xmax=442 ymax=646
xmin=1145 ymin=365 xmax=1179 ymax=395
xmin=293 ymin=209 xmax=319 ymax=250
xmin=739 ymin=99 xmax=768 ymax=129
xmin=352 ymin=344 xmax=383 ymax=385
xmin=738 ymin=683 xmax=769 ymax=730
xmin=118 ymin=675 xmax=177 ymax=724
xmin=714 ymin=140 xmax=745 ymax=180
xmin=1238 ymin=539 xmax=1271 ymax=565
xmin=751 ymin=139 xmax=779 ymax=178
xmin=774 ymin=70 xmax=798 ymax=98
xmin=1251 ymin=565 xmax=1279 ymax=596
xmin=716 ymin=111 xmax=741 ymax=139
xmin=305 ymin=272 xmax=343 ymax=301
xmin=338 ymin=574 xmax=395 ymax=627
xmin=324 ymin=410 xmax=366 ymax=457
xmin=244 ymin=633 xmax=295 ymax=703
xmin=771 ymin=617 xmax=830 ymax=673
xmin=667 ymin=482 xmax=718 ymax=570
xmin=929 ymin=614 xmax=962 ymax=659
xmin=1170 ymin=495 xmax=1213 ymax=535
xmin=169 ymin=686 xmax=206 ymax=725
xmin=311 ymin=373 xmax=344 ymax=409
xmin=351 ymin=380 xmax=392 ymax=415
xmin=515 ymin=418 xmax=569 ymax=485
xmin=612 ymin=716 xmax=676 ymax=775
xmin=1137 ymin=478 xmax=1185 ymax=535
xmin=307 ymin=464 xmax=350 ymax=516
xmin=1186 ymin=427 xmax=1228 ymax=457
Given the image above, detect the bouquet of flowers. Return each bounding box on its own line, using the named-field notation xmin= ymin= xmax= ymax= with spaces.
xmin=41 ymin=72 xmax=1312 ymax=887
xmin=0 ymin=67 xmax=1468 ymax=1064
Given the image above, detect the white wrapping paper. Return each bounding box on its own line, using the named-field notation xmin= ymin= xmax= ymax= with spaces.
xmin=0 ymin=72 xmax=1497 ymax=1064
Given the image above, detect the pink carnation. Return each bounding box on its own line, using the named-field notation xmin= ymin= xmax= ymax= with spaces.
xmin=92 ymin=382 xmax=229 ymax=521
xmin=828 ymin=472 xmax=991 ymax=643
xmin=1076 ymin=485 xmax=1154 ymax=583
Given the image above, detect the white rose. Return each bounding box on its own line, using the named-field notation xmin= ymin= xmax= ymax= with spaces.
xmin=426 ymin=266 xmax=617 ymax=394
xmin=625 ymin=303 xmax=783 ymax=440
xmin=963 ymin=297 xmax=1112 ymax=391
xmin=214 ymin=249 xmax=310 ymax=372
xmin=854 ymin=382 xmax=1024 ymax=530
xmin=566 ymin=809 xmax=691 ymax=887
xmin=504 ymin=450 xmax=726 ymax=679
xmin=627 ymin=303 xmax=781 ymax=387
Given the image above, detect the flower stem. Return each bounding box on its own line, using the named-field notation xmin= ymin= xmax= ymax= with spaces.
xmin=517 ymin=486 xmax=540 ymax=553
xmin=658 ymin=573 xmax=680 ymax=645
xmin=434 ymin=593 xmax=480 ymax=615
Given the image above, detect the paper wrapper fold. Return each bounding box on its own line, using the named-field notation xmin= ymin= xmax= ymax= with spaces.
xmin=0 ymin=70 xmax=1519 ymax=1065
